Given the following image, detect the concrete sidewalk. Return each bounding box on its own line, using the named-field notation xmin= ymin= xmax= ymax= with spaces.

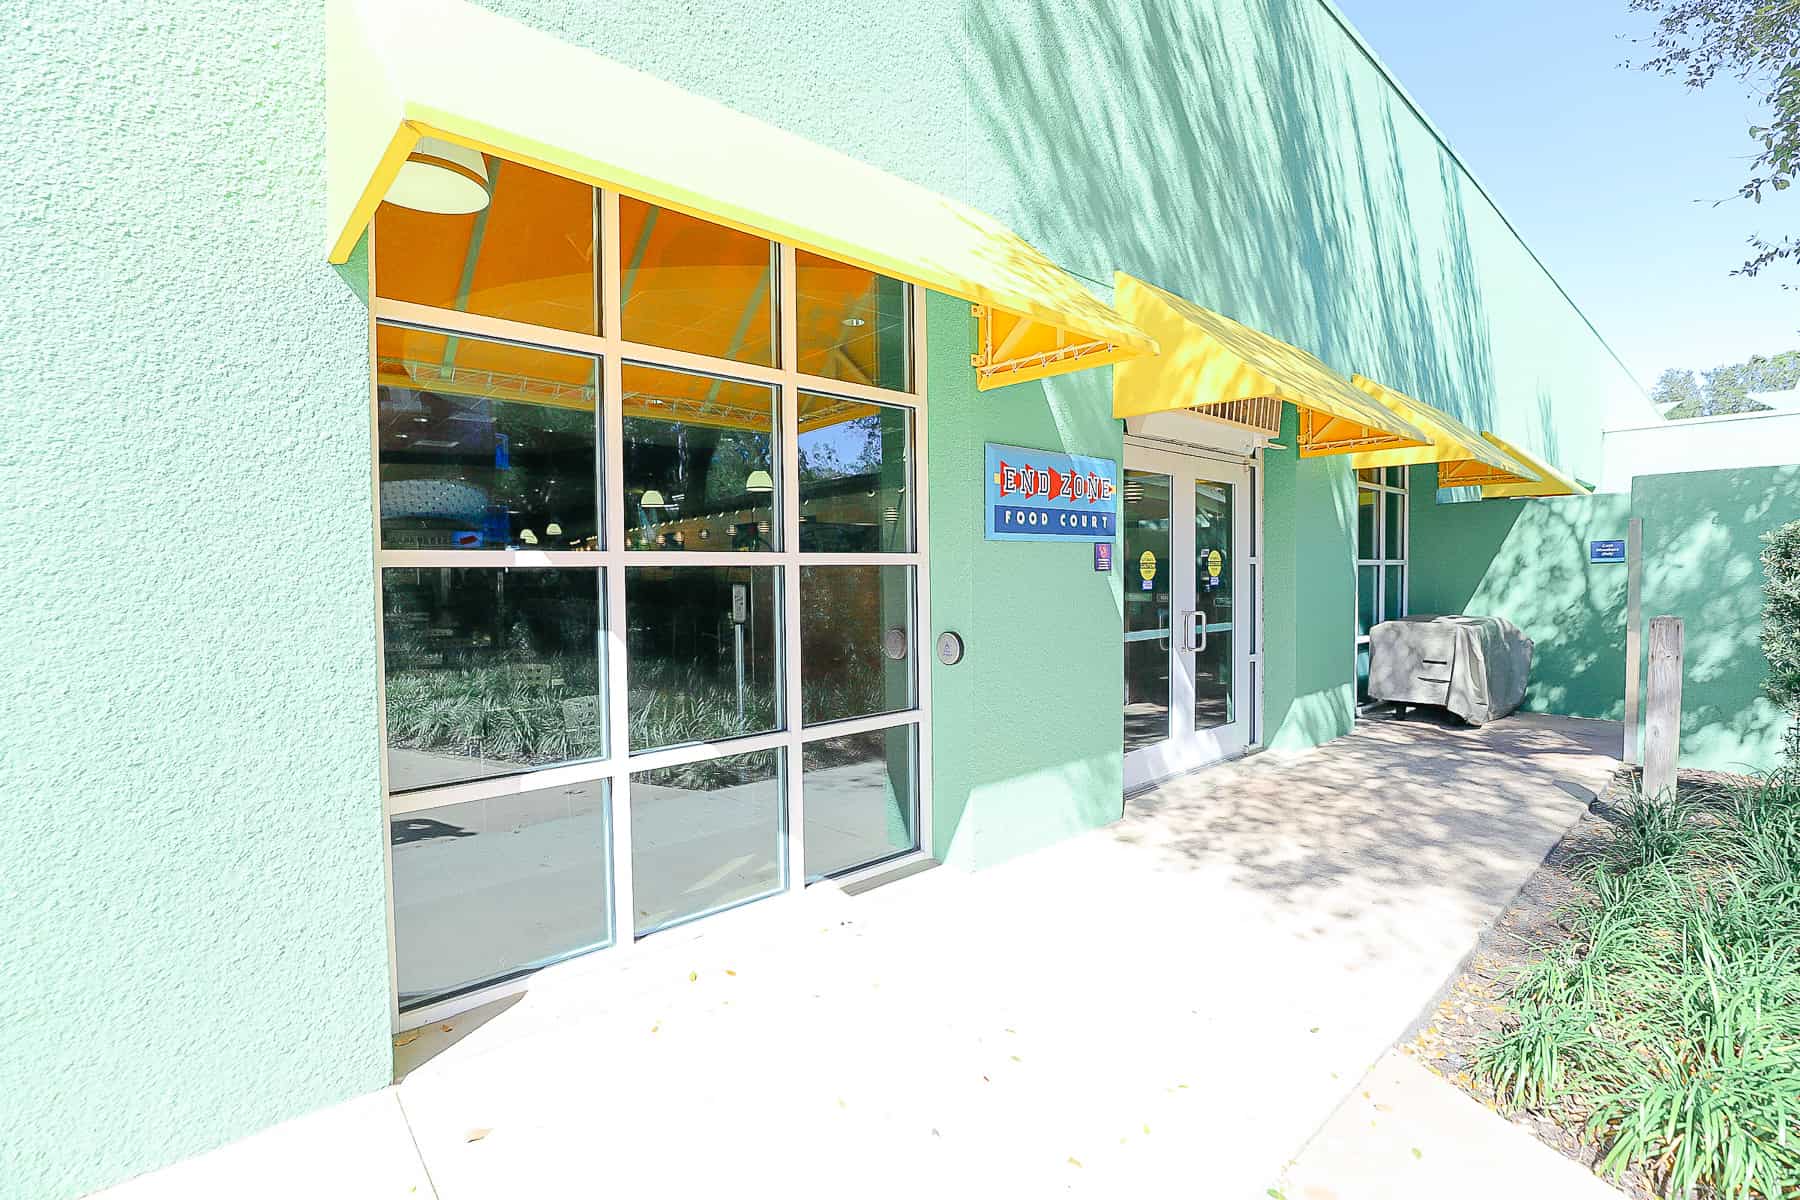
xmin=93 ymin=712 xmax=1620 ymax=1200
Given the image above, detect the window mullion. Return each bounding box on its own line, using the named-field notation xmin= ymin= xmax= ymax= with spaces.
xmin=598 ymin=194 xmax=634 ymax=946
xmin=777 ymin=242 xmax=805 ymax=891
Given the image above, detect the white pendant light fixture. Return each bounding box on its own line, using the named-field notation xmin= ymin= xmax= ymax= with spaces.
xmin=383 ymin=136 xmax=491 ymax=215
xmin=640 ymin=489 xmax=667 ymax=509
xmin=745 ymin=469 xmax=774 ymax=494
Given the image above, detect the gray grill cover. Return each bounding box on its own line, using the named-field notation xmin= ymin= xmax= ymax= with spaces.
xmin=1367 ymin=615 xmax=1533 ymax=726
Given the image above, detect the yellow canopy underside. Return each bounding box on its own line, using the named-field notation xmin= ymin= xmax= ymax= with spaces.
xmin=1477 ymin=435 xmax=1593 ymax=498
xmin=1109 ymin=274 xmax=1428 ymax=456
xmin=1346 ymin=375 xmax=1540 ymax=487
xmin=327 ymin=0 xmax=1155 ymax=387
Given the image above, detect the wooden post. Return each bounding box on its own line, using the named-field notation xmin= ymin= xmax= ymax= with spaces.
xmin=1623 ymin=517 xmax=1643 ymax=765
xmin=1643 ymin=616 xmax=1683 ymax=801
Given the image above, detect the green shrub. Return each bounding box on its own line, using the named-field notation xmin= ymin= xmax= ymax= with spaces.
xmin=1476 ymin=775 xmax=1800 ymax=1197
xmin=1763 ymin=520 xmax=1800 ymax=764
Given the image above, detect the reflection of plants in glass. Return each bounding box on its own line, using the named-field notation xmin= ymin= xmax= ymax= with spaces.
xmin=627 ymin=660 xmax=776 ymax=752
xmin=385 ymin=661 xmax=604 ymax=766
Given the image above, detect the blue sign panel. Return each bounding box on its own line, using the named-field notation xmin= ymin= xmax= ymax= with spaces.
xmin=985 ymin=443 xmax=1119 ymax=541
xmin=1590 ymin=539 xmax=1627 ymax=564
xmin=1094 ymin=542 xmax=1113 ymax=572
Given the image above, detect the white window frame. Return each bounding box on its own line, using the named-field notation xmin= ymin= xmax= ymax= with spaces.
xmin=1354 ymin=466 xmax=1408 ymax=700
xmin=367 ymin=188 xmax=933 ymax=1031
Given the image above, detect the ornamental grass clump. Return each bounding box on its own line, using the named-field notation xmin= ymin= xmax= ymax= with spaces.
xmin=1475 ymin=772 xmax=1800 ymax=1198
xmin=1765 ymin=520 xmax=1800 ymax=765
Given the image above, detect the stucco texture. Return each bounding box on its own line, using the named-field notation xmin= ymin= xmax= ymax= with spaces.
xmin=1409 ymin=465 xmax=1800 ymax=774
xmin=1 ymin=7 xmax=392 ymax=1200
xmin=925 ymin=293 xmax=1127 ymax=868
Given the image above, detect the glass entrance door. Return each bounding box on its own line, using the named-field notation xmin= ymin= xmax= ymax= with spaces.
xmin=1122 ymin=443 xmax=1253 ymax=792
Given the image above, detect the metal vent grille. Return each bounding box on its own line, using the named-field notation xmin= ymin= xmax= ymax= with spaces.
xmin=1188 ymin=396 xmax=1283 ymax=439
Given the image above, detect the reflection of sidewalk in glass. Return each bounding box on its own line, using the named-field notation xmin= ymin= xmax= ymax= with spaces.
xmin=391 ymin=758 xmax=914 ymax=1009
xmin=392 ymin=802 xmax=611 ymax=1009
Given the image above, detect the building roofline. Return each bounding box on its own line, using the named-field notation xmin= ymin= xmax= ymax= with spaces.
xmin=1314 ymin=0 xmax=1649 ymax=398
xmin=1605 ymin=407 xmax=1800 ymax=434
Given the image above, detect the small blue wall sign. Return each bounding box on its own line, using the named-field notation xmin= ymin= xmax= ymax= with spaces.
xmin=1094 ymin=542 xmax=1113 ymax=572
xmin=1590 ymin=539 xmax=1627 ymax=564
xmin=985 ymin=442 xmax=1119 ymax=541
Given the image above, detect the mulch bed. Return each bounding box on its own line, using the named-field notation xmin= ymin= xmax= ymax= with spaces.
xmin=1397 ymin=764 xmax=1752 ymax=1200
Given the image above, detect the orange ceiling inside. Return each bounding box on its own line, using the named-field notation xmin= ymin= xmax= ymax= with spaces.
xmin=375 ymin=156 xmax=908 ymax=391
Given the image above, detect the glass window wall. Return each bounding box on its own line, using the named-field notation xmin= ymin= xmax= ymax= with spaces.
xmin=372 ymin=153 xmax=924 ymax=1015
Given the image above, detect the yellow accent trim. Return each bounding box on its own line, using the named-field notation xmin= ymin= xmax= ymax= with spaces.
xmin=1345 ymin=376 xmax=1540 ymax=485
xmin=327 ymin=0 xmax=1154 ymax=384
xmin=1477 ymin=435 xmax=1593 ymax=498
xmin=1110 ymin=274 xmax=1428 ymax=456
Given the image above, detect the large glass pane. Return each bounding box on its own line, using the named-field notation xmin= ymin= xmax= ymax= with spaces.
xmin=377 ymin=325 xmax=599 ymax=551
xmin=1356 ymin=644 xmax=1372 ymax=703
xmin=381 ymin=568 xmax=604 ymax=791
xmin=1357 ymin=565 xmax=1378 ymax=637
xmin=800 ymin=566 xmax=914 ymax=726
xmin=391 ymin=780 xmax=612 ymax=1010
xmin=1384 ymin=565 xmax=1406 ymax=621
xmin=1194 ymin=479 xmax=1234 ymax=731
xmin=1384 ymin=490 xmax=1405 ymax=560
xmin=626 ymin=567 xmax=780 ymax=752
xmin=1123 ymin=470 xmax=1172 ymax=752
xmin=803 ymin=725 xmax=916 ymax=881
xmin=619 ymin=199 xmax=776 ymax=367
xmin=1356 ymin=487 xmax=1377 ymax=561
xmin=631 ymin=749 xmax=783 ymax=935
xmin=374 ymin=154 xmax=597 ymax=335
xmin=795 ymin=251 xmax=912 ymax=391
xmin=797 ymin=393 xmax=911 ymax=551
xmin=622 ymin=363 xmax=776 ymax=551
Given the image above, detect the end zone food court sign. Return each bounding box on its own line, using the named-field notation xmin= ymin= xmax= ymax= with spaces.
xmin=985 ymin=443 xmax=1118 ymax=541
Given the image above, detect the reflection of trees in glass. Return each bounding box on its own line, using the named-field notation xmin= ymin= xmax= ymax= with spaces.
xmin=798 ymin=415 xmax=884 ymax=483
xmin=623 ymin=416 xmax=772 ymax=544
xmin=800 ymin=567 xmax=910 ymax=725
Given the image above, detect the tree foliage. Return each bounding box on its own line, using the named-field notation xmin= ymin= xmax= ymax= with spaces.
xmin=1655 ymin=347 xmax=1798 ymax=416
xmin=1764 ymin=519 xmax=1800 ymax=760
xmin=1627 ymin=0 xmax=1800 ymax=277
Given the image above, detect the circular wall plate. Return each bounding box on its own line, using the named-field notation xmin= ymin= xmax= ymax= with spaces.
xmin=936 ymin=631 xmax=965 ymax=666
xmin=882 ymin=627 xmax=909 ymax=661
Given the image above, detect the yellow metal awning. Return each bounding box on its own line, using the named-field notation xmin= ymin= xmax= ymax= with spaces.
xmin=1110 ymin=275 xmax=1428 ymax=456
xmin=1477 ymin=436 xmax=1593 ymax=498
xmin=1346 ymin=375 xmax=1541 ymax=488
xmin=327 ymin=0 xmax=1154 ymax=387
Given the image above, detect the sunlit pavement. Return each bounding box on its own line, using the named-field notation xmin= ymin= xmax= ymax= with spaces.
xmin=94 ymin=712 xmax=1620 ymax=1200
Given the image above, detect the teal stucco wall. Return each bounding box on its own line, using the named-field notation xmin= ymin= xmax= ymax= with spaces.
xmin=926 ymin=295 xmax=1126 ymax=867
xmin=3 ymin=0 xmax=1646 ymax=1195
xmin=1 ymin=8 xmax=392 ymax=1200
xmin=1409 ymin=465 xmax=1800 ymax=774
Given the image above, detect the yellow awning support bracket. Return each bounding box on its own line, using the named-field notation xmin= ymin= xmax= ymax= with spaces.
xmin=971 ymin=305 xmax=1141 ymax=391
xmin=1346 ymin=376 xmax=1542 ymax=488
xmin=1110 ymin=274 xmax=1428 ymax=456
xmin=1477 ymin=435 xmax=1593 ymax=498
xmin=327 ymin=0 xmax=1155 ymax=390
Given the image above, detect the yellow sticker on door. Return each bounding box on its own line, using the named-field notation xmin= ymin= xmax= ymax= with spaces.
xmin=1138 ymin=550 xmax=1157 ymax=589
xmin=1207 ymin=549 xmax=1223 ymax=579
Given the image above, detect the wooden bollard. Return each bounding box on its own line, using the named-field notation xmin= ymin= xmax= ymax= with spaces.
xmin=1643 ymin=616 xmax=1683 ymax=801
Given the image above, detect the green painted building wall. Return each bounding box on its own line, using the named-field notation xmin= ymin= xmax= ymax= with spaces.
xmin=2 ymin=9 xmax=393 ymax=1200
xmin=2 ymin=1 xmax=1644 ymax=1196
xmin=925 ymin=296 xmax=1127 ymax=868
xmin=1409 ymin=465 xmax=1800 ymax=774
